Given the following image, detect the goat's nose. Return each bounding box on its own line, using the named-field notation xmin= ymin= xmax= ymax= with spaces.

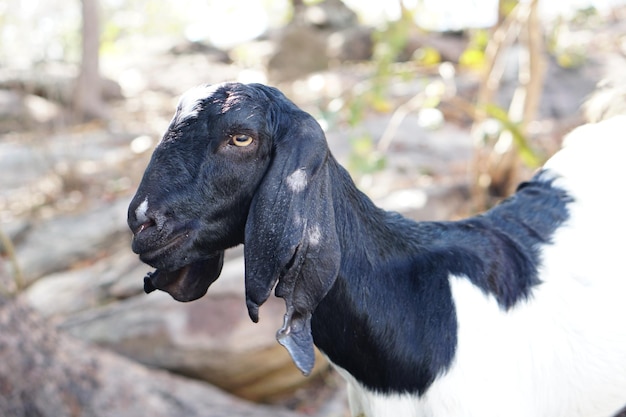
xmin=128 ymin=196 xmax=159 ymax=235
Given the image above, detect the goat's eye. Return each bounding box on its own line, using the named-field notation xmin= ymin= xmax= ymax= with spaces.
xmin=231 ymin=134 xmax=254 ymax=147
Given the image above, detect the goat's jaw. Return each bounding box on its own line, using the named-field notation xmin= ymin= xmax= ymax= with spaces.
xmin=131 ymin=216 xmax=229 ymax=302
xmin=143 ymin=252 xmax=224 ymax=302
xmin=136 ymin=233 xmax=188 ymax=268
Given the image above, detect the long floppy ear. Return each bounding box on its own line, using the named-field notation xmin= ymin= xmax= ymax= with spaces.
xmin=244 ymin=87 xmax=341 ymax=376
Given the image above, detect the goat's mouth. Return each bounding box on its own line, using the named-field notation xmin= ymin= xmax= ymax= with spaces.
xmin=132 ymin=223 xmax=199 ymax=272
xmin=139 ymin=233 xmax=189 ymax=267
xmin=143 ymin=251 xmax=224 ymax=302
xmin=132 ymin=226 xmax=225 ymax=302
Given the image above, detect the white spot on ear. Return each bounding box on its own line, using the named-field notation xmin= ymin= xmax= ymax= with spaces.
xmin=135 ymin=197 xmax=149 ymax=223
xmin=175 ymin=84 xmax=215 ymax=123
xmin=286 ymin=168 xmax=308 ymax=193
xmin=308 ymin=225 xmax=321 ymax=247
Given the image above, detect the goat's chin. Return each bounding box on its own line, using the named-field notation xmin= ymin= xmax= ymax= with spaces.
xmin=143 ymin=252 xmax=224 ymax=302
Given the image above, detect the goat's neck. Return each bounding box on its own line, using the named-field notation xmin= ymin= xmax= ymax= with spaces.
xmin=312 ymin=159 xmax=564 ymax=395
xmin=311 ymin=157 xmax=457 ymax=395
xmin=327 ymin=157 xmax=425 ymax=274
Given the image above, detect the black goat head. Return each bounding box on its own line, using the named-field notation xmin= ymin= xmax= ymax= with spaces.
xmin=127 ymin=82 xmax=340 ymax=375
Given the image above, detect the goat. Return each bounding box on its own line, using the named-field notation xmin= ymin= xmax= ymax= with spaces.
xmin=127 ymin=82 xmax=626 ymax=417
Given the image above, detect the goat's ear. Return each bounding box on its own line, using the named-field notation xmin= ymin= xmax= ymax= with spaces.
xmin=244 ymin=104 xmax=340 ymax=376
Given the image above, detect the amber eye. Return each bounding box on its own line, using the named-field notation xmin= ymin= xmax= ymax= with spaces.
xmin=231 ymin=134 xmax=254 ymax=147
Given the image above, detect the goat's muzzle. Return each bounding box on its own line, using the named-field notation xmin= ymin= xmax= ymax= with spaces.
xmin=142 ymin=253 xmax=224 ymax=302
xmin=128 ymin=197 xmax=226 ymax=302
xmin=129 ymin=210 xmax=195 ymax=268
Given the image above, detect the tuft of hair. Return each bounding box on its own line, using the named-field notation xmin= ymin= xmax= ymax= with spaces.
xmin=173 ymin=84 xmax=216 ymax=124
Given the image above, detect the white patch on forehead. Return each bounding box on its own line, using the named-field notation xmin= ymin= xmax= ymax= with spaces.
xmin=135 ymin=197 xmax=149 ymax=223
xmin=286 ymin=168 xmax=308 ymax=193
xmin=175 ymin=84 xmax=215 ymax=123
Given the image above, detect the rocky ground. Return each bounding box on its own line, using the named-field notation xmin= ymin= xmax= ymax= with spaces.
xmin=1 ymin=5 xmax=625 ymax=416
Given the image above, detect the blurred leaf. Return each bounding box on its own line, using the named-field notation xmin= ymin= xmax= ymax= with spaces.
xmin=471 ymin=29 xmax=490 ymax=51
xmin=348 ymin=135 xmax=386 ymax=174
xmin=555 ymin=51 xmax=586 ymax=69
xmin=499 ymin=0 xmax=519 ymax=19
xmin=347 ymin=97 xmax=366 ymax=127
xmin=482 ymin=103 xmax=542 ymax=167
xmin=351 ymin=135 xmax=375 ymax=154
xmin=369 ymin=94 xmax=393 ymax=113
xmin=459 ymin=48 xmax=486 ymax=70
xmin=413 ymin=46 xmax=441 ymax=66
xmin=422 ymin=95 xmax=441 ymax=109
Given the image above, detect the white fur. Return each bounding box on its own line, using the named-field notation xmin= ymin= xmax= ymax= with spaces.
xmin=135 ymin=197 xmax=149 ymax=224
xmin=330 ymin=362 xmax=421 ymax=417
xmin=335 ymin=116 xmax=626 ymax=417
xmin=174 ymin=84 xmax=214 ymax=123
xmin=308 ymin=224 xmax=322 ymax=247
xmin=286 ymin=168 xmax=308 ymax=193
xmin=418 ymin=270 xmax=626 ymax=417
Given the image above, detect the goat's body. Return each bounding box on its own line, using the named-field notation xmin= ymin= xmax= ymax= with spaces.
xmin=339 ymin=267 xmax=626 ymax=417
xmin=127 ymin=82 xmax=626 ymax=417
xmin=314 ymin=117 xmax=626 ymax=417
xmin=337 ymin=266 xmax=626 ymax=417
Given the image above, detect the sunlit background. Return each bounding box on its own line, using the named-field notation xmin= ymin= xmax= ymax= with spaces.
xmin=1 ymin=0 xmax=625 ymax=415
xmin=2 ymin=0 xmax=624 ymax=66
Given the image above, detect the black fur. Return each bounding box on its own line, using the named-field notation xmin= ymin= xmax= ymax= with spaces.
xmin=128 ymin=82 xmax=571 ymax=395
xmin=311 ymin=163 xmax=571 ymax=394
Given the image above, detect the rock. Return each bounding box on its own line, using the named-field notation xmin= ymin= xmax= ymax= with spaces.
xmin=300 ymin=0 xmax=358 ymax=30
xmin=23 ymin=247 xmax=145 ymax=317
xmin=0 ymin=90 xmax=62 ymax=132
xmin=0 ymin=89 xmax=24 ymax=120
xmin=0 ymin=69 xmax=124 ymax=106
xmin=37 ymin=251 xmax=328 ymax=402
xmin=495 ymin=55 xmax=602 ymax=122
xmin=0 ymin=219 xmax=30 ymax=252
xmin=169 ymin=40 xmax=232 ymax=63
xmin=327 ymin=26 xmax=374 ymax=61
xmin=267 ymin=0 xmax=369 ymax=81
xmin=268 ymin=25 xmax=330 ymax=82
xmin=0 ymin=295 xmax=304 ymax=417
xmin=24 ymin=94 xmax=63 ymax=123
xmin=403 ymin=32 xmax=469 ymax=63
xmin=16 ymin=198 xmax=131 ymax=285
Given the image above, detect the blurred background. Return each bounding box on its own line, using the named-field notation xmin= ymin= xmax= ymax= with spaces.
xmin=0 ymin=0 xmax=625 ymax=416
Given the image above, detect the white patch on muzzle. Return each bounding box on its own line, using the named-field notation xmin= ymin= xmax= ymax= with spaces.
xmin=135 ymin=197 xmax=149 ymax=223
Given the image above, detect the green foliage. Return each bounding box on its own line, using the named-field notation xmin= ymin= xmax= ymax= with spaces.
xmin=346 ymin=95 xmax=367 ymax=127
xmin=413 ymin=46 xmax=441 ymax=66
xmin=481 ymin=103 xmax=542 ymax=168
xmin=342 ymin=95 xmax=386 ymax=175
xmin=546 ymin=13 xmax=595 ymax=70
xmin=459 ymin=29 xmax=489 ymax=70
xmin=499 ymin=0 xmax=519 ymax=19
xmin=348 ymin=134 xmax=386 ymax=174
xmin=101 ymin=20 xmax=123 ymax=55
xmin=459 ymin=48 xmax=485 ymax=70
xmin=370 ymin=6 xmax=414 ymax=100
xmin=342 ymin=6 xmax=415 ymax=176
